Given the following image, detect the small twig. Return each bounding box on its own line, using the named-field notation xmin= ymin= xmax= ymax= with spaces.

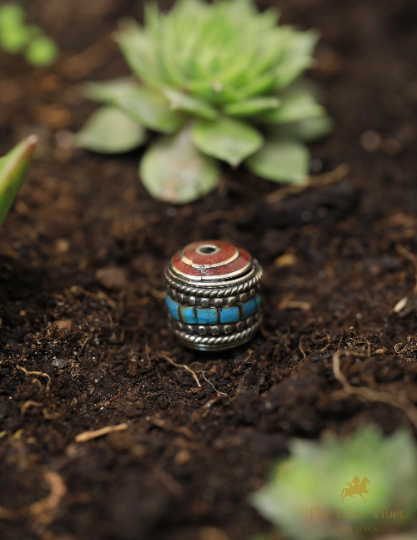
xmin=75 ymin=423 xmax=127 ymax=443
xmin=158 ymin=353 xmax=201 ymax=388
xmin=16 ymin=366 xmax=51 ymax=391
xmin=332 ymin=350 xmax=417 ymax=429
xmin=396 ymin=244 xmax=417 ymax=293
xmin=266 ymin=163 xmax=349 ymax=204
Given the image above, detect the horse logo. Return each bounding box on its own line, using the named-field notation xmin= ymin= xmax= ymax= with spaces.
xmin=340 ymin=476 xmax=370 ymax=503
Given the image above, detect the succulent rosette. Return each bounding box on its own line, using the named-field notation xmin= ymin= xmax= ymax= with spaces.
xmin=76 ymin=0 xmax=332 ymax=203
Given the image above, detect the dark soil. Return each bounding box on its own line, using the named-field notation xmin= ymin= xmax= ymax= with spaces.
xmin=1 ymin=0 xmax=417 ymax=539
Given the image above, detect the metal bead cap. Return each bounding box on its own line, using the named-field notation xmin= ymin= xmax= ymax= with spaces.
xmin=164 ymin=240 xmax=263 ymax=351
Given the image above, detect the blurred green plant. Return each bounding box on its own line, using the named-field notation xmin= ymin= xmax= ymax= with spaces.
xmin=0 ymin=136 xmax=37 ymax=227
xmin=250 ymin=425 xmax=417 ymax=540
xmin=0 ymin=3 xmax=58 ymax=66
xmin=76 ymin=0 xmax=332 ymax=204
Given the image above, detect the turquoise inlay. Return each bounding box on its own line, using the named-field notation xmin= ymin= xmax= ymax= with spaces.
xmin=242 ymin=298 xmax=256 ymax=318
xmin=255 ymin=295 xmax=261 ymax=310
xmin=197 ymin=308 xmax=218 ymax=324
xmin=220 ymin=306 xmax=240 ymax=323
xmin=165 ymin=295 xmax=180 ymax=321
xmin=180 ymin=306 xmax=197 ymax=324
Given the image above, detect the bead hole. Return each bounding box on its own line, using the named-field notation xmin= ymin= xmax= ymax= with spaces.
xmin=200 ymin=246 xmax=216 ymax=254
xmin=196 ymin=244 xmax=219 ymax=255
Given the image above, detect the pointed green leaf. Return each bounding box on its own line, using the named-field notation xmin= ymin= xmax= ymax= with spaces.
xmin=75 ymin=107 xmax=146 ymax=154
xmin=115 ymin=20 xmax=162 ymax=88
xmin=83 ymin=78 xmax=140 ymax=105
xmin=245 ymin=138 xmax=309 ymax=184
xmin=192 ymin=117 xmax=263 ymax=166
xmin=0 ymin=136 xmax=37 ymax=227
xmin=236 ymin=71 xmax=278 ymax=101
xmin=116 ymin=86 xmax=185 ymax=134
xmin=140 ymin=126 xmax=219 ymax=204
xmin=260 ymin=89 xmax=325 ymax=124
xmin=223 ymin=97 xmax=280 ymax=117
xmin=268 ymin=115 xmax=333 ymax=143
xmin=161 ymin=88 xmax=218 ymax=120
xmin=274 ymin=29 xmax=319 ymax=90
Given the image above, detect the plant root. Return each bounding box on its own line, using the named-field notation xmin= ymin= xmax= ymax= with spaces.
xmin=21 ymin=401 xmax=43 ymax=415
xmin=29 ymin=471 xmax=67 ymax=525
xmin=158 ymin=353 xmax=201 ymax=388
xmin=266 ymin=163 xmax=349 ymax=204
xmin=16 ymin=366 xmax=51 ymax=391
xmin=150 ymin=416 xmax=194 ymax=439
xmin=332 ymin=350 xmax=417 ymax=429
xmin=199 ymin=371 xmax=227 ymax=397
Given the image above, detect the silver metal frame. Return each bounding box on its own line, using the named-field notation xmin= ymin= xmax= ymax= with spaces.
xmin=165 ymin=255 xmax=263 ymax=351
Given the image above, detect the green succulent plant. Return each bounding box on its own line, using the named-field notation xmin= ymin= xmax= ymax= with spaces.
xmin=0 ymin=3 xmax=58 ymax=67
xmin=76 ymin=0 xmax=332 ymax=204
xmin=0 ymin=136 xmax=37 ymax=227
xmin=251 ymin=425 xmax=417 ymax=540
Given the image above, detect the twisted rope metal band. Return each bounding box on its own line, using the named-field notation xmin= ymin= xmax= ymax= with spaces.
xmin=165 ymin=261 xmax=263 ymax=298
xmin=165 ymin=263 xmax=258 ymax=291
xmin=168 ymin=313 xmax=262 ymax=347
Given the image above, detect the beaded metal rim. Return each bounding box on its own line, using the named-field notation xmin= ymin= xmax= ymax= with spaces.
xmin=168 ymin=312 xmax=263 ymax=351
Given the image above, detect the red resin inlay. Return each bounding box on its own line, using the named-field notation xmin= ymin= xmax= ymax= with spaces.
xmin=171 ymin=240 xmax=252 ymax=280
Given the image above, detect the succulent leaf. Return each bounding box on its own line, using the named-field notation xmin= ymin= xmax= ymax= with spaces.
xmin=115 ymin=86 xmax=185 ymax=134
xmin=192 ymin=117 xmax=263 ymax=166
xmin=223 ymin=97 xmax=280 ymax=117
xmin=140 ymin=125 xmax=219 ymax=204
xmin=83 ymin=78 xmax=140 ymax=105
xmin=115 ymin=20 xmax=162 ymax=88
xmin=273 ymin=29 xmax=319 ymax=90
xmin=75 ymin=107 xmax=146 ymax=153
xmin=245 ymin=137 xmax=309 ymax=183
xmin=0 ymin=136 xmax=37 ymax=227
xmin=260 ymin=88 xmax=325 ymax=124
xmin=268 ymin=115 xmax=333 ymax=143
xmin=161 ymin=88 xmax=218 ymax=120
